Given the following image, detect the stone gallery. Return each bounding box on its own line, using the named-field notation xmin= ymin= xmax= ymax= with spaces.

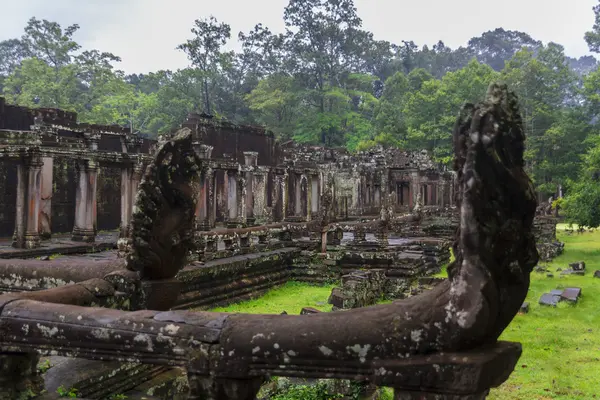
xmin=0 ymin=85 xmax=563 ymax=399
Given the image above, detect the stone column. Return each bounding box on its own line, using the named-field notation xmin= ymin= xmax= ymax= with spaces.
xmin=410 ymin=171 xmax=419 ymax=210
xmin=195 ymin=168 xmax=209 ymax=231
xmin=120 ymin=167 xmax=133 ymax=238
xmin=207 ymin=168 xmax=216 ymax=228
xmin=238 ymin=174 xmax=247 ymax=226
xmin=243 ymin=152 xmax=258 ymax=226
xmin=281 ymin=171 xmax=289 ymax=219
xmin=311 ymin=175 xmax=319 ymax=216
xmin=307 ymin=175 xmax=313 ymax=221
xmin=72 ymin=160 xmax=98 ymax=242
xmin=294 ymin=174 xmax=302 ymax=216
xmin=227 ymin=170 xmax=238 ymax=227
xmin=252 ymin=168 xmax=268 ymax=223
xmin=13 ymin=156 xmax=43 ymax=249
xmin=38 ymin=156 xmax=53 ymax=240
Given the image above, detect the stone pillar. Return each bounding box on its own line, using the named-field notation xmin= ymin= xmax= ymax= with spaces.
xmin=410 ymin=171 xmax=419 ymax=210
xmin=253 ymin=168 xmax=268 ymax=223
xmin=374 ymin=185 xmax=381 ymax=207
xmin=38 ymin=157 xmax=53 ymax=239
xmin=207 ymin=168 xmax=216 ymax=228
xmin=227 ymin=170 xmax=238 ymax=226
xmin=120 ymin=167 xmax=133 ymax=238
xmin=243 ymin=152 xmax=258 ymax=226
xmin=311 ymin=175 xmax=319 ymax=215
xmin=237 ymin=174 xmax=247 ymax=226
xmin=13 ymin=156 xmax=43 ymax=249
xmin=281 ymin=171 xmax=288 ymax=219
xmin=294 ymin=174 xmax=302 ymax=216
xmin=72 ymin=160 xmax=98 ymax=242
xmin=196 ymin=168 xmax=209 ymax=231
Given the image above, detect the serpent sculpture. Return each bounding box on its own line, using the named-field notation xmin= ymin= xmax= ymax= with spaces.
xmin=125 ymin=127 xmax=202 ymax=280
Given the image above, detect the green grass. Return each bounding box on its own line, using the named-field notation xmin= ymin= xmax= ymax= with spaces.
xmin=206 ymin=226 xmax=600 ymax=399
xmin=209 ymin=281 xmax=335 ymax=314
xmin=489 ymin=225 xmax=600 ymax=400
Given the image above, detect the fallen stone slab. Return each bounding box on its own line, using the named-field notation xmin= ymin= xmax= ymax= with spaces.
xmin=561 ymin=287 xmax=582 ymax=303
xmin=300 ymin=307 xmax=322 ymax=315
xmin=550 ymin=289 xmax=564 ymax=296
xmin=520 ymin=302 xmax=529 ymax=313
xmin=560 ymin=269 xmax=585 ymax=276
xmin=569 ymin=261 xmax=586 ymax=271
xmin=539 ymin=293 xmax=561 ymax=307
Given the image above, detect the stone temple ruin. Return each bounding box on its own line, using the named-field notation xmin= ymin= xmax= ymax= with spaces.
xmin=0 ymin=84 xmax=556 ymax=399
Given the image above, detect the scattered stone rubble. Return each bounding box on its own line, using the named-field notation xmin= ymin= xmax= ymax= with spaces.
xmin=539 ymin=287 xmax=582 ymax=306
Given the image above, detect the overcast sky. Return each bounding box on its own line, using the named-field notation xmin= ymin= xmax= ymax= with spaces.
xmin=1 ymin=0 xmax=597 ymax=74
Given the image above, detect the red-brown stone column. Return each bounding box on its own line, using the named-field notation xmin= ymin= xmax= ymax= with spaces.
xmin=243 ymin=152 xmax=258 ymax=226
xmin=72 ymin=160 xmax=98 ymax=242
xmin=38 ymin=156 xmax=53 ymax=239
xmin=12 ymin=156 xmax=43 ymax=249
xmin=119 ymin=167 xmax=133 ymax=238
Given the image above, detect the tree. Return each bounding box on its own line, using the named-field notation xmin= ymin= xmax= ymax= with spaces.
xmin=403 ymin=60 xmax=498 ymax=165
xmin=0 ymin=39 xmax=29 ymax=81
xmin=177 ymin=16 xmax=231 ymax=115
xmin=563 ymin=136 xmax=600 ymax=228
xmin=500 ymin=44 xmax=577 ymax=196
xmin=88 ymin=81 xmax=159 ymax=135
xmin=585 ymin=1 xmax=600 ymax=53
xmin=468 ymin=28 xmax=541 ymax=71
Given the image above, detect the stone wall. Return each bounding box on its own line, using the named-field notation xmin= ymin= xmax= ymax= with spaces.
xmin=96 ymin=167 xmax=122 ymax=232
xmin=50 ymin=157 xmax=77 ymax=235
xmin=533 ymin=216 xmax=564 ymax=261
xmin=0 ymin=161 xmax=17 ymax=238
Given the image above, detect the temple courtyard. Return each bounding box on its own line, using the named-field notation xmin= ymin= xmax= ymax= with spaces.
xmin=205 ymin=226 xmax=599 ymax=400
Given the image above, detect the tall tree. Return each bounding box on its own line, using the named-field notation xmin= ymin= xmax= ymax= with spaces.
xmin=468 ymin=28 xmax=541 ymax=71
xmin=178 ymin=16 xmax=231 ymax=115
xmin=585 ymin=0 xmax=600 ymax=53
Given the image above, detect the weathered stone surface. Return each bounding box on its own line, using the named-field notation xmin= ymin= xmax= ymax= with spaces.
xmin=300 ymin=307 xmax=321 ymax=315
xmin=520 ymin=302 xmax=529 ymax=314
xmin=560 ymin=287 xmax=582 ymax=303
xmin=560 ymin=269 xmax=585 ymax=276
xmin=125 ymin=128 xmax=202 ymax=280
xmin=539 ymin=293 xmax=561 ymax=307
xmin=569 ymin=261 xmax=586 ymax=271
xmin=594 ymin=270 xmax=600 ymax=279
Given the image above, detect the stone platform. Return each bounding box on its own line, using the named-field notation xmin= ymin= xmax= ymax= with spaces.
xmin=0 ymin=232 xmax=118 ymax=259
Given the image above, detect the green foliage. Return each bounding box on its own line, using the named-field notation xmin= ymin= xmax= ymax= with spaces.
xmin=37 ymin=359 xmax=52 ymax=374
xmin=56 ymin=385 xmax=78 ymax=398
xmin=270 ymin=382 xmax=343 ymax=400
xmin=207 ymin=281 xmax=334 ymax=314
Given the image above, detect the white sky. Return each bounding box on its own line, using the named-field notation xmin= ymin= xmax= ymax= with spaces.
xmin=0 ymin=0 xmax=597 ymax=74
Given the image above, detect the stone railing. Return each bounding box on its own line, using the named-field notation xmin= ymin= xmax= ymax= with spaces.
xmin=0 ymin=84 xmax=539 ymax=399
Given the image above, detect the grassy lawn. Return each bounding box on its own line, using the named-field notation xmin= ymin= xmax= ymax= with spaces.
xmin=489 ymin=224 xmax=600 ymax=400
xmin=209 ymin=281 xmax=335 ymax=314
xmin=207 ymin=224 xmax=600 ymax=399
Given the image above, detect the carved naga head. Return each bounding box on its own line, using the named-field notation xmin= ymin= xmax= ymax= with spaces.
xmin=125 ymin=128 xmax=203 ymax=280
